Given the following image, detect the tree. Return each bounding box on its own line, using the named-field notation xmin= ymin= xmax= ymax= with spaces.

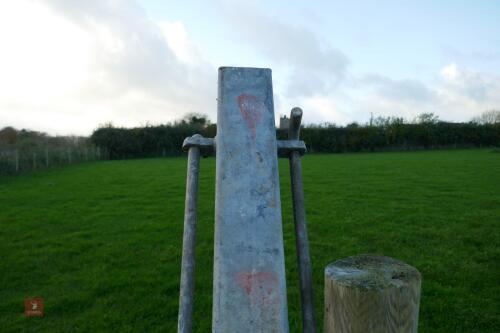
xmin=0 ymin=127 xmax=18 ymax=144
xmin=181 ymin=113 xmax=210 ymax=127
xmin=471 ymin=110 xmax=500 ymax=124
xmin=415 ymin=113 xmax=439 ymax=124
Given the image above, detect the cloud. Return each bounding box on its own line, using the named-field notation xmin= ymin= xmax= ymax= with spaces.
xmin=440 ymin=63 xmax=500 ymax=102
xmin=361 ymin=74 xmax=437 ymax=103
xmin=441 ymin=63 xmax=459 ymax=80
xmin=0 ymin=0 xmax=216 ymax=135
xmin=43 ymin=0 xmax=216 ymax=107
xmin=1 ymin=1 xmax=498 ymax=134
xmin=436 ymin=63 xmax=500 ymax=120
xmin=301 ymin=96 xmax=351 ymax=125
xmin=216 ymin=0 xmax=349 ymax=98
xmin=442 ymin=46 xmax=500 ymax=65
xmin=214 ymin=2 xmax=499 ymax=125
xmin=352 ymin=64 xmax=500 ymax=122
xmin=158 ymin=21 xmax=202 ymax=65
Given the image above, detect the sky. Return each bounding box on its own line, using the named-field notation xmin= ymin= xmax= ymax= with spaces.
xmin=0 ymin=0 xmax=499 ymax=135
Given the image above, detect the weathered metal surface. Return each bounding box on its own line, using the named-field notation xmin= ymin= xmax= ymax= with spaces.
xmin=182 ymin=135 xmax=305 ymax=158
xmin=177 ymin=147 xmax=201 ymax=333
xmin=213 ymin=67 xmax=289 ymax=332
xmin=288 ymin=107 xmax=303 ymax=140
xmin=182 ymin=134 xmax=215 ymax=157
xmin=277 ymin=140 xmax=306 ymax=158
xmin=287 ymin=108 xmax=317 ymax=333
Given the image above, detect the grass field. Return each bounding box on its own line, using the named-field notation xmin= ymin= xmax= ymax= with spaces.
xmin=0 ymin=149 xmax=499 ymax=332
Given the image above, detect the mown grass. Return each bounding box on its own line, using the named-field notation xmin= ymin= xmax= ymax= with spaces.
xmin=0 ymin=149 xmax=499 ymax=332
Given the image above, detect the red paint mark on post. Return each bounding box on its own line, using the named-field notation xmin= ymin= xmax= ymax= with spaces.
xmin=24 ymin=297 xmax=44 ymax=317
xmin=237 ymin=94 xmax=263 ymax=139
xmin=236 ymin=271 xmax=280 ymax=306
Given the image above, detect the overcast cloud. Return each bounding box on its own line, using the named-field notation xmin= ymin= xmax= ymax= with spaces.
xmin=0 ymin=0 xmax=498 ymax=134
xmin=217 ymin=0 xmax=350 ymax=98
xmin=0 ymin=0 xmax=216 ymax=135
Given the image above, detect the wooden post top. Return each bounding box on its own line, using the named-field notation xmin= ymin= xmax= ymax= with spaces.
xmin=325 ymin=254 xmax=421 ymax=290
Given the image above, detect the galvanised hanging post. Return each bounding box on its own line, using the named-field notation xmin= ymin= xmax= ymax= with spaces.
xmin=213 ymin=67 xmax=289 ymax=332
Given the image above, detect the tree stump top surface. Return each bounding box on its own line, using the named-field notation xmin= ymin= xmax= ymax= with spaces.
xmin=325 ymin=254 xmax=421 ymax=290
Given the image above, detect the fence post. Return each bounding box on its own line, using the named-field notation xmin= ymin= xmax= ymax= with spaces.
xmin=15 ymin=149 xmax=19 ymax=173
xmin=45 ymin=148 xmax=49 ymax=168
xmin=324 ymin=255 xmax=421 ymax=333
xmin=33 ymin=153 xmax=37 ymax=171
xmin=68 ymin=148 xmax=72 ymax=164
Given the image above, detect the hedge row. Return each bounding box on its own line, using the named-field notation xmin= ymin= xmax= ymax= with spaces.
xmin=90 ymin=122 xmax=499 ymax=159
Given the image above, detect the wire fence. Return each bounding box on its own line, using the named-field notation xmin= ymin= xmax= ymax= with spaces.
xmin=0 ymin=146 xmax=107 ymax=176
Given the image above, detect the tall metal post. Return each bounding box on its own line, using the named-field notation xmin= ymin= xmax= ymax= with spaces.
xmin=213 ymin=67 xmax=289 ymax=332
xmin=177 ymin=143 xmax=201 ymax=333
xmin=288 ymin=107 xmax=316 ymax=332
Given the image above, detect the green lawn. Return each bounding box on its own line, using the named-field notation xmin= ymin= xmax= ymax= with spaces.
xmin=0 ymin=149 xmax=499 ymax=332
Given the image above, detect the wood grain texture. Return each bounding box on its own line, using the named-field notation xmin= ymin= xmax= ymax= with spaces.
xmin=324 ymin=255 xmax=421 ymax=333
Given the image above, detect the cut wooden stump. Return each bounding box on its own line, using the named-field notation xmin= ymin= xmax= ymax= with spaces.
xmin=324 ymin=255 xmax=421 ymax=333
